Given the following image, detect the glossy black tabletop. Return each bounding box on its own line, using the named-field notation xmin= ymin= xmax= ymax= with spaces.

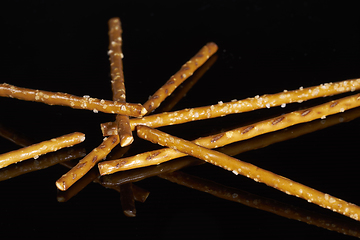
xmin=1 ymin=1 xmax=360 ymax=239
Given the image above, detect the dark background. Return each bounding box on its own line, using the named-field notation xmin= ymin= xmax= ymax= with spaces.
xmin=1 ymin=1 xmax=360 ymax=239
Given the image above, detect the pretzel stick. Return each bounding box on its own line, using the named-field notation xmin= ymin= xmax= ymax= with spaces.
xmin=100 ymin=121 xmax=117 ymax=136
xmin=0 ymin=148 xmax=86 ymax=181
xmin=156 ymin=54 xmax=218 ymax=113
xmin=130 ymin=78 xmax=360 ymax=130
xmin=143 ymin=42 xmax=218 ymax=113
xmin=137 ymin=125 xmax=360 ymax=221
xmin=115 ymin=116 xmax=133 ymax=146
xmin=108 ymin=17 xmax=133 ymax=146
xmin=58 ymin=156 xmax=150 ymax=203
xmin=108 ymin=18 xmax=137 ymax=215
xmin=57 ymin=166 xmax=100 ymax=202
xmin=108 ymin=17 xmax=126 ymax=102
xmin=159 ymin=171 xmax=360 ymax=237
xmin=0 ymin=83 xmax=147 ymax=117
xmin=56 ymin=135 xmax=119 ymax=191
xmin=98 ymin=92 xmax=360 ymax=175
xmin=0 ymin=132 xmax=85 ymax=169
xmin=100 ymin=157 xmax=202 ymax=186
xmin=217 ymin=107 xmax=360 ymax=157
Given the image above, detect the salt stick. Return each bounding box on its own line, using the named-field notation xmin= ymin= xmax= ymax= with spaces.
xmin=216 ymin=107 xmax=360 ymax=157
xmin=130 ymin=78 xmax=360 ymax=130
xmin=108 ymin=17 xmax=133 ymax=146
xmin=98 ymin=92 xmax=360 ymax=175
xmin=108 ymin=17 xmax=126 ymax=102
xmin=100 ymin=121 xmax=118 ymax=136
xmin=57 ymin=166 xmax=100 ymax=202
xmin=0 ymin=132 xmax=85 ymax=169
xmin=143 ymin=42 xmax=218 ymax=113
xmin=115 ymin=115 xmax=133 ymax=147
xmin=100 ymin=157 xmax=202 ymax=186
xmin=57 ymin=153 xmax=150 ymax=204
xmin=0 ymin=83 xmax=147 ymax=117
xmin=0 ymin=148 xmax=86 ymax=182
xmin=55 ymin=135 xmax=119 ymax=191
xmin=156 ymin=54 xmax=218 ymax=113
xmin=136 ymin=125 xmax=360 ymax=221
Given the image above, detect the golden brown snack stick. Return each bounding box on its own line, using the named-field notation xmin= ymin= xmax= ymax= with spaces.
xmin=137 ymin=125 xmax=360 ymax=221
xmin=56 ymin=135 xmax=119 ymax=191
xmin=143 ymin=42 xmax=218 ymax=113
xmin=108 ymin=17 xmax=126 ymax=103
xmin=57 ymin=166 xmax=100 ymax=202
xmin=115 ymin=115 xmax=133 ymax=146
xmin=100 ymin=121 xmax=117 ymax=136
xmin=0 ymin=83 xmax=147 ymax=117
xmin=99 ymin=92 xmax=360 ymax=175
xmin=0 ymin=147 xmax=86 ymax=181
xmin=58 ymin=156 xmax=150 ymax=203
xmin=159 ymin=171 xmax=360 ymax=237
xmin=155 ymin=54 xmax=218 ymax=114
xmin=100 ymin=157 xmax=202 ymax=186
xmin=0 ymin=132 xmax=85 ymax=169
xmin=108 ymin=17 xmax=133 ymax=146
xmin=130 ymin=78 xmax=360 ymax=130
xmin=217 ymin=106 xmax=360 ymax=157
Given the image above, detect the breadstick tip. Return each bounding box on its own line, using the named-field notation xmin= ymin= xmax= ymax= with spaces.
xmin=207 ymin=42 xmax=218 ymax=48
xmin=120 ymin=136 xmax=134 ymax=147
xmin=77 ymin=132 xmax=86 ymax=142
xmin=55 ymin=179 xmax=66 ymax=191
xmin=141 ymin=106 xmax=148 ymax=116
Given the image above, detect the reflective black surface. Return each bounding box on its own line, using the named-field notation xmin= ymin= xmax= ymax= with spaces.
xmin=1 ymin=1 xmax=360 ymax=239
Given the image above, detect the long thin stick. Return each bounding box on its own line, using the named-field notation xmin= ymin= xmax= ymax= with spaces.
xmin=136 ymin=125 xmax=360 ymax=221
xmin=0 ymin=83 xmax=147 ymax=117
xmin=130 ymin=78 xmax=360 ymax=130
xmin=0 ymin=132 xmax=85 ymax=169
xmin=0 ymin=148 xmax=86 ymax=181
xmin=56 ymin=135 xmax=119 ymax=191
xmin=143 ymin=42 xmax=218 ymax=113
xmin=108 ymin=17 xmax=133 ymax=146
